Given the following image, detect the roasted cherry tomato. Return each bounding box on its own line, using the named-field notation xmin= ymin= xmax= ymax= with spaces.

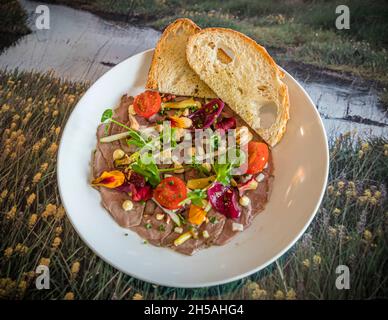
xmin=133 ymin=91 xmax=161 ymax=118
xmin=246 ymin=141 xmax=269 ymax=174
xmin=154 ymin=176 xmax=188 ymax=210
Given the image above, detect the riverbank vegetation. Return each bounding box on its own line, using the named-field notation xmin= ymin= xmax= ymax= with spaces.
xmin=0 ymin=0 xmax=30 ymax=53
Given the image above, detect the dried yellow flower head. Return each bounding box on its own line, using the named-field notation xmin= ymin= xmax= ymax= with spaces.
xmin=0 ymin=190 xmax=8 ymax=199
xmin=71 ymin=262 xmax=80 ymax=274
xmin=302 ymin=259 xmax=310 ymax=268
xmin=15 ymin=243 xmax=28 ymax=255
xmin=374 ymin=191 xmax=382 ymax=199
xmin=286 ymin=289 xmax=296 ymax=300
xmin=55 ymin=206 xmax=65 ymax=220
xmin=47 ymin=143 xmax=58 ymax=155
xmin=40 ymin=162 xmax=49 ymax=172
xmin=52 ymin=237 xmax=62 ymax=249
xmin=361 ymin=142 xmax=370 ymax=152
xmin=274 ymin=290 xmax=285 ymax=300
xmin=46 ymin=203 xmax=57 ymax=214
xmin=328 ymin=226 xmax=337 ymax=237
xmin=333 ymin=208 xmax=341 ymax=215
xmin=364 ymin=189 xmax=372 ymax=198
xmin=39 ymin=257 xmax=50 ymax=266
xmin=33 ymin=172 xmax=42 ymax=184
xmin=4 ymin=247 xmax=13 ymax=258
xmin=363 ymin=230 xmax=372 ymax=241
xmin=18 ymin=280 xmax=27 ymax=296
xmin=6 ymin=206 xmax=17 ymax=220
xmin=369 ymin=197 xmax=378 ymax=205
xmin=132 ymin=293 xmax=143 ymax=300
xmin=313 ymin=254 xmax=322 ymax=266
xmin=28 ymin=214 xmax=38 ymax=228
xmin=55 ymin=226 xmax=63 ymax=236
xmin=32 ymin=142 xmax=41 ymax=153
xmin=64 ymin=292 xmax=74 ymax=300
xmin=27 ymin=193 xmax=36 ymax=206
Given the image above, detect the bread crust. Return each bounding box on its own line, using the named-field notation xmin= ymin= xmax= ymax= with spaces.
xmin=146 ymin=18 xmax=201 ymax=90
xmin=186 ymin=27 xmax=290 ymax=146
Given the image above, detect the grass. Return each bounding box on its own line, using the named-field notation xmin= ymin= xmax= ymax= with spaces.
xmin=0 ymin=0 xmax=30 ymax=53
xmin=0 ymin=69 xmax=387 ymax=299
xmin=41 ymin=0 xmax=388 ymax=106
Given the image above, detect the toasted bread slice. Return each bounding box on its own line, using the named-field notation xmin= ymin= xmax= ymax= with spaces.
xmin=186 ymin=28 xmax=290 ymax=146
xmin=146 ymin=18 xmax=216 ymax=98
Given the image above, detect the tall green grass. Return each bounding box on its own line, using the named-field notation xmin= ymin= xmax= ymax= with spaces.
xmin=0 ymin=70 xmax=387 ymax=299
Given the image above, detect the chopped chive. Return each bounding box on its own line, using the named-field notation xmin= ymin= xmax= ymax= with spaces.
xmin=209 ymin=216 xmax=218 ymax=224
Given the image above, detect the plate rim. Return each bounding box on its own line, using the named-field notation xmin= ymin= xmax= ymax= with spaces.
xmin=57 ymin=48 xmax=329 ymax=288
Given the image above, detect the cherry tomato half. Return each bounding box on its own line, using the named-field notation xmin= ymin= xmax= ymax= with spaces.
xmin=154 ymin=176 xmax=188 ymax=210
xmin=246 ymin=141 xmax=269 ymax=174
xmin=133 ymin=91 xmax=161 ymax=118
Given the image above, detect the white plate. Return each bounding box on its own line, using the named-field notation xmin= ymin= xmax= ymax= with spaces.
xmin=57 ymin=49 xmax=329 ymax=288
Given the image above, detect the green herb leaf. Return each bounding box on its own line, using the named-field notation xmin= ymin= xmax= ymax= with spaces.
xmin=210 ymin=133 xmax=220 ymax=149
xmin=209 ymin=216 xmax=218 ymax=224
xmin=101 ymin=109 xmax=113 ymax=123
xmin=189 ymin=105 xmax=199 ymax=112
xmin=131 ymin=153 xmax=161 ymax=187
xmin=190 ymin=157 xmax=211 ymax=176
xmin=127 ymin=130 xmax=148 ymax=149
xmin=180 ymin=189 xmax=207 ymax=207
xmin=160 ymin=125 xmax=177 ymax=148
xmin=213 ymin=162 xmax=233 ymax=185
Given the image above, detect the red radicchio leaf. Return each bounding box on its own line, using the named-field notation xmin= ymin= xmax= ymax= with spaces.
xmin=215 ymin=117 xmax=237 ymax=130
xmin=188 ymin=99 xmax=225 ymax=129
xmin=128 ymin=172 xmax=146 ymax=188
xmin=130 ymin=184 xmax=152 ymax=202
xmin=207 ymin=182 xmax=241 ymax=219
xmin=115 ymin=172 xmax=152 ymax=201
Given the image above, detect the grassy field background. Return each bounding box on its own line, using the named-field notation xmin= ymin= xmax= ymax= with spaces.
xmin=0 ymin=69 xmax=387 ymax=299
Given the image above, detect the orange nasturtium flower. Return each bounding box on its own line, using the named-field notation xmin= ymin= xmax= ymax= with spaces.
xmin=168 ymin=115 xmax=192 ymax=128
xmin=188 ymin=204 xmax=207 ymax=225
xmin=91 ymin=171 xmax=125 ymax=188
